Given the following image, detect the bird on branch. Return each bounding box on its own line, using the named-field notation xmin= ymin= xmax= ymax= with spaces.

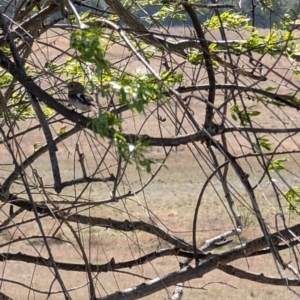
xmin=66 ymin=82 xmax=98 ymax=112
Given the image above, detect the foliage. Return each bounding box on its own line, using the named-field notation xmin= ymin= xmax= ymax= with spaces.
xmin=268 ymin=158 xmax=288 ymax=171
xmin=70 ymin=27 xmax=110 ymax=76
xmin=284 ymin=187 xmax=300 ymax=212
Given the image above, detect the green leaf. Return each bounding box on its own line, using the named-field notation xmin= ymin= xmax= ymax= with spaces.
xmin=0 ymin=71 xmax=13 ymax=86
xmin=33 ymin=143 xmax=42 ymax=152
xmin=43 ymin=106 xmax=56 ymax=117
xmin=109 ymin=73 xmax=165 ymax=113
xmin=268 ymin=158 xmax=288 ymax=170
xmin=267 ymin=100 xmax=286 ymax=107
xmin=265 ymin=86 xmax=276 ymax=92
xmin=284 ymin=187 xmax=300 ymax=212
xmin=204 ymin=11 xmax=251 ymax=30
xmin=89 ymin=111 xmax=122 ymax=138
xmin=254 ymin=136 xmax=272 ymax=151
xmin=249 ymin=110 xmax=261 ymax=116
xmin=57 ymin=126 xmax=67 ymax=137
xmin=230 ymin=104 xmax=261 ymax=125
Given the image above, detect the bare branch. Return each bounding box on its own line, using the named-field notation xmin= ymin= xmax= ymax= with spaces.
xmin=4 ymin=125 xmax=81 ymax=189
xmin=219 ymin=264 xmax=300 ymax=286
xmin=182 ymin=3 xmax=216 ymax=128
xmin=98 ymin=224 xmax=300 ymax=300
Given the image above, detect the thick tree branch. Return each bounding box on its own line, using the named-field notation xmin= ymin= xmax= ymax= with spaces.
xmin=98 ymin=223 xmax=300 ymax=300
xmin=182 ymin=4 xmax=216 ymax=128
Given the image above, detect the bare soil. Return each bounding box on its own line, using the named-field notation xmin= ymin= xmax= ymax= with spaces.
xmin=0 ymin=27 xmax=299 ymax=299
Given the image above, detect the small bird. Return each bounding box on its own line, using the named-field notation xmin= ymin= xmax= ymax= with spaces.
xmin=66 ymin=81 xmax=98 ymax=112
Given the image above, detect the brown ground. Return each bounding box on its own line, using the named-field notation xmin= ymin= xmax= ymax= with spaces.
xmin=0 ymin=27 xmax=299 ymax=299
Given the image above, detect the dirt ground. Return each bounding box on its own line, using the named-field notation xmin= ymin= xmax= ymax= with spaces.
xmin=0 ymin=27 xmax=299 ymax=299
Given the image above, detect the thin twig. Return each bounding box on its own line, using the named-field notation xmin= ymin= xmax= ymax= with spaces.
xmin=76 ymin=143 xmax=87 ymax=178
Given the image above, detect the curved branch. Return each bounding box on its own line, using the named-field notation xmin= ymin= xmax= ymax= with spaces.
xmin=0 ymin=235 xmax=70 ymax=248
xmin=12 ymin=4 xmax=59 ymax=39
xmin=176 ymin=84 xmax=300 ymax=110
xmin=4 ymin=195 xmax=197 ymax=252
xmin=182 ymin=3 xmax=216 ymax=128
xmin=226 ymin=126 xmax=300 ymax=134
xmin=0 ymin=248 xmax=199 ymax=272
xmin=218 ymin=264 xmax=300 ymax=286
xmin=4 ymin=125 xmax=81 ymax=189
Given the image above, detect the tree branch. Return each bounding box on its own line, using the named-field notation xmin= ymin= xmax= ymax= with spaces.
xmin=3 ymin=194 xmax=198 ymax=252
xmin=98 ymin=223 xmax=300 ymax=300
xmin=176 ymin=84 xmax=300 ymax=110
xmin=182 ymin=3 xmax=216 ymax=128
xmin=4 ymin=125 xmax=81 ymax=189
xmin=218 ymin=264 xmax=300 ymax=286
xmin=0 ymin=248 xmax=201 ymax=272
